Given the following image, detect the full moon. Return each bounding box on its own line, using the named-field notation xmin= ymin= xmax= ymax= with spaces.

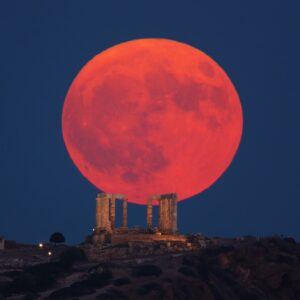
xmin=62 ymin=39 xmax=243 ymax=205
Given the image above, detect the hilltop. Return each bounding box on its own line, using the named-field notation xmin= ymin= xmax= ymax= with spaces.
xmin=0 ymin=236 xmax=299 ymax=300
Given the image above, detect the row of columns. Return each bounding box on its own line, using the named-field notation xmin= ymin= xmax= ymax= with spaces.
xmin=147 ymin=193 xmax=178 ymax=234
xmin=96 ymin=192 xmax=177 ymax=234
xmin=96 ymin=193 xmax=127 ymax=232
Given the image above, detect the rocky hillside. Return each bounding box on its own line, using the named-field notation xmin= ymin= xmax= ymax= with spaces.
xmin=0 ymin=236 xmax=299 ymax=299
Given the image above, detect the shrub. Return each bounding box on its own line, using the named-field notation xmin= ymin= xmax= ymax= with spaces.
xmin=113 ymin=277 xmax=131 ymax=286
xmin=132 ymin=264 xmax=162 ymax=277
xmin=178 ymin=266 xmax=196 ymax=277
xmin=59 ymin=246 xmax=86 ymax=269
xmin=138 ymin=282 xmax=164 ymax=297
xmin=47 ymin=270 xmax=112 ymax=298
xmin=97 ymin=288 xmax=128 ymax=299
xmin=182 ymin=255 xmax=196 ymax=266
xmin=3 ymin=263 xmax=63 ymax=297
xmin=9 ymin=263 xmax=59 ymax=294
xmin=284 ymin=237 xmax=296 ymax=245
xmin=10 ymin=273 xmax=36 ymax=293
xmin=22 ymin=292 xmax=40 ymax=300
xmin=82 ymin=271 xmax=113 ymax=288
xmin=47 ymin=286 xmax=95 ymax=298
xmin=275 ymin=254 xmax=294 ymax=264
xmin=204 ymin=246 xmax=234 ymax=256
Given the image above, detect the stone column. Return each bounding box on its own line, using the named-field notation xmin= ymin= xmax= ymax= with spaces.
xmin=122 ymin=197 xmax=128 ymax=228
xmin=158 ymin=193 xmax=177 ymax=234
xmin=146 ymin=198 xmax=153 ymax=229
xmin=95 ymin=193 xmax=111 ymax=232
xmin=109 ymin=194 xmax=116 ymax=230
xmin=158 ymin=196 xmax=165 ymax=232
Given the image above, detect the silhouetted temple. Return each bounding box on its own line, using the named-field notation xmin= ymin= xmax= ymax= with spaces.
xmin=92 ymin=192 xmax=184 ymax=244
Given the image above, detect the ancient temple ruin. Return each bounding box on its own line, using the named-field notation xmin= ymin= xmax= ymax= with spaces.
xmin=92 ymin=192 xmax=185 ymax=244
xmin=159 ymin=193 xmax=177 ymax=234
xmin=95 ymin=193 xmax=128 ymax=232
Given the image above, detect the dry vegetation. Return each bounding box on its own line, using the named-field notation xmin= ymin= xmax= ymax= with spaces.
xmin=0 ymin=236 xmax=300 ymax=299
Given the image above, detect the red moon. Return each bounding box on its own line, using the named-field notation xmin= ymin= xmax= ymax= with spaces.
xmin=62 ymin=39 xmax=243 ymax=205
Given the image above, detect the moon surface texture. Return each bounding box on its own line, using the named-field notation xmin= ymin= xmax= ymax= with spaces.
xmin=62 ymin=39 xmax=243 ymax=205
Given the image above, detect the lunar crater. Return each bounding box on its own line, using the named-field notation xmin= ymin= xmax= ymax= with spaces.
xmin=199 ymin=61 xmax=215 ymax=78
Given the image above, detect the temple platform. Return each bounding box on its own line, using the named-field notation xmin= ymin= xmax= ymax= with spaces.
xmin=110 ymin=232 xmax=186 ymax=244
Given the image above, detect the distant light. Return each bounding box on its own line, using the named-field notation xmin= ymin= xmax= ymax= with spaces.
xmin=92 ymin=228 xmax=95 ymax=232
xmin=48 ymin=251 xmax=52 ymax=256
xmin=38 ymin=243 xmax=43 ymax=248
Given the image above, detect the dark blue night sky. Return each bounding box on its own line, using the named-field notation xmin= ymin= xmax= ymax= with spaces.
xmin=0 ymin=1 xmax=298 ymax=244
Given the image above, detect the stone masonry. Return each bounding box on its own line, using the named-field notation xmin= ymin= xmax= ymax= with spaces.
xmin=95 ymin=193 xmax=111 ymax=232
xmin=158 ymin=193 xmax=177 ymax=234
xmin=93 ymin=192 xmax=179 ymax=244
